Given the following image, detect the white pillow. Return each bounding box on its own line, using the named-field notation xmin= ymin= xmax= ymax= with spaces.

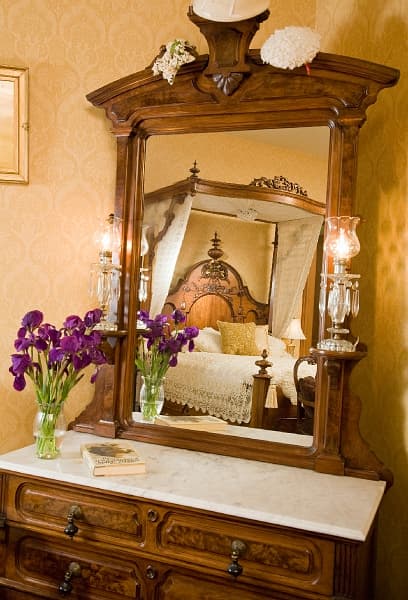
xmin=267 ymin=334 xmax=287 ymax=357
xmin=194 ymin=327 xmax=223 ymax=353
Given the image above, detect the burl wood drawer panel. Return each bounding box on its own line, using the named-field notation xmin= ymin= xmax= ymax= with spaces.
xmin=5 ymin=476 xmax=144 ymax=548
xmin=157 ymin=569 xmax=276 ymax=600
xmin=5 ymin=528 xmax=141 ymax=599
xmin=157 ymin=511 xmax=335 ymax=596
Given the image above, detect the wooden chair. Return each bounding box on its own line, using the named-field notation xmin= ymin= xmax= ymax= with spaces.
xmin=294 ymin=356 xmax=317 ymax=435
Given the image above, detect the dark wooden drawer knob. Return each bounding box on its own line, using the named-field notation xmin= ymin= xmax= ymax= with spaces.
xmin=146 ymin=565 xmax=157 ymax=580
xmin=64 ymin=505 xmax=82 ymax=538
xmin=227 ymin=539 xmax=247 ymax=578
xmin=147 ymin=509 xmax=159 ymax=522
xmin=58 ymin=561 xmax=81 ymax=595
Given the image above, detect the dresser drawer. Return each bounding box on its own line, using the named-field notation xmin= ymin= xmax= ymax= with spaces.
xmin=4 ymin=476 xmax=145 ymax=549
xmin=158 ymin=511 xmax=335 ymax=597
xmin=4 ymin=527 xmax=142 ymax=599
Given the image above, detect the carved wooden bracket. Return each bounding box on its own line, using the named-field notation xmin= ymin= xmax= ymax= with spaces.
xmin=188 ymin=7 xmax=269 ymax=95
xmin=312 ymin=348 xmax=393 ymax=486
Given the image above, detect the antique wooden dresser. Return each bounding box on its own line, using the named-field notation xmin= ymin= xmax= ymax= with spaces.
xmin=0 ymin=431 xmax=385 ymax=599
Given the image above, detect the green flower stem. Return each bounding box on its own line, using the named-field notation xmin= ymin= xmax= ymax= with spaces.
xmin=35 ymin=403 xmax=64 ymax=459
xmin=141 ymin=377 xmax=164 ymax=422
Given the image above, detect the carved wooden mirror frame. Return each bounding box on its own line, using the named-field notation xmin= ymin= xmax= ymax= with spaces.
xmin=73 ymin=9 xmax=399 ymax=484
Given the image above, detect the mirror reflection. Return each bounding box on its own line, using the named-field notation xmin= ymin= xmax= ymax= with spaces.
xmin=137 ymin=127 xmax=329 ymax=443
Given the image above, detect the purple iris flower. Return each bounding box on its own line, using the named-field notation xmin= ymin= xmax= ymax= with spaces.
xmin=61 ymin=335 xmax=81 ymax=353
xmin=63 ymin=315 xmax=83 ymax=330
xmin=149 ymin=323 xmax=166 ymax=340
xmin=135 ymin=307 xmax=198 ymax=380
xmin=154 ymin=314 xmax=168 ymax=326
xmin=10 ymin=353 xmax=31 ymax=375
xmin=14 ymin=337 xmax=32 ymax=352
xmin=84 ymin=308 xmax=103 ymax=327
xmin=10 ymin=308 xmax=107 ymax=401
xmin=38 ymin=324 xmax=60 ymax=345
xmin=89 ymin=347 xmax=107 ymax=365
xmin=73 ymin=353 xmax=92 ymax=370
xmin=34 ymin=337 xmax=48 ymax=352
xmin=169 ymin=354 xmax=178 ymax=367
xmin=88 ymin=330 xmax=103 ymax=346
xmin=49 ymin=347 xmax=66 ymax=363
xmin=166 ymin=338 xmax=182 ymax=354
xmin=13 ymin=374 xmax=26 ymax=391
xmin=172 ymin=309 xmax=186 ymax=325
xmin=21 ymin=310 xmax=43 ymax=330
xmin=184 ymin=326 xmax=199 ymax=339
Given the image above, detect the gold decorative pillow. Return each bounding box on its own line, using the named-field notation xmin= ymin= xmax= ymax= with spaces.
xmin=217 ymin=321 xmax=260 ymax=356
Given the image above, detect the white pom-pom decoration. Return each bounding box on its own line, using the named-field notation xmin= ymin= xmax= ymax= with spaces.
xmin=260 ymin=26 xmax=321 ymax=70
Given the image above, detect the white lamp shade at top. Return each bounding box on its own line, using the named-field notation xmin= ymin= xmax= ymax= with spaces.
xmin=192 ymin=0 xmax=269 ymax=22
xmin=282 ymin=318 xmax=306 ymax=341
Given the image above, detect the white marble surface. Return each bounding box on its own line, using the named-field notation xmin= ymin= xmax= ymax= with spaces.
xmin=0 ymin=431 xmax=385 ymax=542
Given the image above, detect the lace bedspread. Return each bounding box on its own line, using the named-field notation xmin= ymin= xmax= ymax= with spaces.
xmin=164 ymin=352 xmax=316 ymax=424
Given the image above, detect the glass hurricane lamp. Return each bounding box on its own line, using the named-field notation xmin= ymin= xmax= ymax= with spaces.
xmin=90 ymin=214 xmax=122 ymax=330
xmin=317 ymin=216 xmax=361 ymax=352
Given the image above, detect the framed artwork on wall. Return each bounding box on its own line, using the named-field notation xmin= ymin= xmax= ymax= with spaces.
xmin=0 ymin=66 xmax=28 ymax=183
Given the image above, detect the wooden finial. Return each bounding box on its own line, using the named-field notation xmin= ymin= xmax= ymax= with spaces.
xmin=255 ymin=349 xmax=271 ymax=375
xmin=189 ymin=161 xmax=200 ymax=178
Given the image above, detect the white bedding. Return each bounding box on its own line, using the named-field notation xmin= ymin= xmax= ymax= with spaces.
xmin=164 ymin=351 xmax=316 ymax=424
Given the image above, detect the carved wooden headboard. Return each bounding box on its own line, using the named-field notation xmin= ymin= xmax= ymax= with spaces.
xmin=164 ymin=233 xmax=269 ymax=329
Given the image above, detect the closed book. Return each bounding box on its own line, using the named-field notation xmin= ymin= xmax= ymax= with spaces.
xmin=154 ymin=415 xmax=227 ymax=432
xmin=81 ymin=442 xmax=146 ymax=476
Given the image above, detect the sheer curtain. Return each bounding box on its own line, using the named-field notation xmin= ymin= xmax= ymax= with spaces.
xmin=271 ymin=216 xmax=323 ymax=337
xmin=148 ymin=195 xmax=193 ymax=317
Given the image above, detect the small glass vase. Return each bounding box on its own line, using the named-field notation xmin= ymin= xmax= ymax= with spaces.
xmin=33 ymin=403 xmax=66 ymax=459
xmin=139 ymin=376 xmax=165 ymax=422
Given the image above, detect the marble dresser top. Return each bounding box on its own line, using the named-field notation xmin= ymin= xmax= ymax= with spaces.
xmin=0 ymin=431 xmax=385 ymax=542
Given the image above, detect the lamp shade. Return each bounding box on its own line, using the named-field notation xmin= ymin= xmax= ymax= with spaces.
xmin=282 ymin=318 xmax=306 ymax=340
xmin=192 ymin=0 xmax=269 ymax=22
xmin=324 ymin=216 xmax=360 ymax=260
xmin=94 ymin=214 xmax=122 ymax=257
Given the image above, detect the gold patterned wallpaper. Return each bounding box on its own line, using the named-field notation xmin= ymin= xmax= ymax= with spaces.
xmin=316 ymin=2 xmax=408 ymax=598
xmin=0 ymin=1 xmax=406 ymax=598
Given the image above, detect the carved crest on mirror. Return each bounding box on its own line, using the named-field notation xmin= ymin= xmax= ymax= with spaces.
xmin=73 ymin=7 xmax=399 ymax=485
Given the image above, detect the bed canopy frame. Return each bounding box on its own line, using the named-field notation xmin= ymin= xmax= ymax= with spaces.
xmin=142 ymin=164 xmax=325 ymax=344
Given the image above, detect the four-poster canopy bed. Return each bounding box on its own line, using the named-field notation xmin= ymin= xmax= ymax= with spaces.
xmin=141 ymin=170 xmax=324 ymax=429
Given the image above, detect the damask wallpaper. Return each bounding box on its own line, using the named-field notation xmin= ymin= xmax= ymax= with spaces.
xmin=316 ymin=2 xmax=408 ymax=598
xmin=0 ymin=1 xmax=406 ymax=598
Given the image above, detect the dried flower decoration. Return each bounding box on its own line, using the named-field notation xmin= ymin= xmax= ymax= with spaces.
xmin=260 ymin=26 xmax=321 ymax=72
xmin=152 ymin=39 xmax=197 ymax=85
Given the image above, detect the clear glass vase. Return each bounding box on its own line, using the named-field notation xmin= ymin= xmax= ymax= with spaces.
xmin=33 ymin=403 xmax=66 ymax=459
xmin=140 ymin=376 xmax=165 ymax=422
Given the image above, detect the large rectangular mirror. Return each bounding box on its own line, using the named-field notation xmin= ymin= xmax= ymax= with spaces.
xmin=138 ymin=127 xmax=329 ymax=445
